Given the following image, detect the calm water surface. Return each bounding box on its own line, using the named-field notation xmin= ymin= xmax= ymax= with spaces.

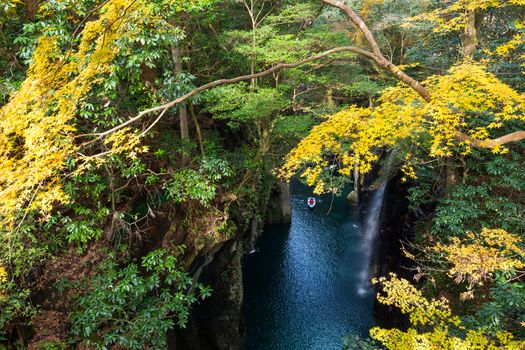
xmin=243 ymin=182 xmax=375 ymax=350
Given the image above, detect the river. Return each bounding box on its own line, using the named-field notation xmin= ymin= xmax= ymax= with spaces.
xmin=242 ymin=181 xmax=377 ymax=350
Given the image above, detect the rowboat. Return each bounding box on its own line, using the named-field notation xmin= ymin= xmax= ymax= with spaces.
xmin=307 ymin=197 xmax=316 ymax=209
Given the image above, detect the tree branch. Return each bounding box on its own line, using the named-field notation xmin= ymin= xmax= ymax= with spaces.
xmin=321 ymin=0 xmax=525 ymax=148
xmin=85 ymin=45 xmax=374 ymax=139
xmin=456 ymin=131 xmax=525 ymax=148
xmin=320 ymin=0 xmax=383 ymax=56
xmin=85 ymin=1 xmax=525 ymax=149
xmin=320 ymin=0 xmax=432 ymax=102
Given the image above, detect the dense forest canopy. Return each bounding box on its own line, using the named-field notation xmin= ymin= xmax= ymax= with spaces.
xmin=0 ymin=0 xmax=524 ymax=349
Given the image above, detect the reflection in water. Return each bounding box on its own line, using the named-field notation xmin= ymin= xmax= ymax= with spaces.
xmin=243 ymin=182 xmax=375 ymax=350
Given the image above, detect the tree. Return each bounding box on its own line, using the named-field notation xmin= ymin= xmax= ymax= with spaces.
xmin=371 ymin=273 xmax=525 ymax=349
xmin=279 ymin=63 xmax=525 ymax=193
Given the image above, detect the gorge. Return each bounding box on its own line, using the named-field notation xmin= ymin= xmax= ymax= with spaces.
xmin=243 ymin=181 xmax=377 ymax=349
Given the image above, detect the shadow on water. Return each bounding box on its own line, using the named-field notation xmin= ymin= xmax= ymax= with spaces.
xmin=242 ymin=181 xmax=375 ymax=350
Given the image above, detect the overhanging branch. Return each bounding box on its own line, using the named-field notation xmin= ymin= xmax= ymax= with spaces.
xmin=86 ymin=46 xmax=374 ymax=139
xmin=84 ymin=0 xmax=525 ymax=150
xmin=321 ymin=0 xmax=524 ymax=148
xmin=320 ymin=0 xmax=431 ymax=102
xmin=456 ymin=131 xmax=525 ymax=148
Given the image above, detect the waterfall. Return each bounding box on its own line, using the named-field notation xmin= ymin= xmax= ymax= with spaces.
xmin=357 ymin=181 xmax=387 ymax=296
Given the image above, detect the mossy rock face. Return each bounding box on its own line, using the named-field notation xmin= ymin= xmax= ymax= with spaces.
xmin=175 ymin=240 xmax=244 ymax=350
xmin=265 ymin=182 xmax=291 ymax=225
xmin=266 ymin=202 xmax=286 ymax=225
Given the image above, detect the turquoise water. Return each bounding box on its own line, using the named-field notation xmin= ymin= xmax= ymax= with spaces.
xmin=243 ymin=182 xmax=376 ymax=350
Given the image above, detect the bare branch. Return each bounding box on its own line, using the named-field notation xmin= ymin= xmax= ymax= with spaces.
xmin=138 ymin=106 xmax=169 ymax=138
xmin=320 ymin=0 xmax=383 ymax=56
xmin=456 ymin=131 xmax=525 ymax=148
xmin=320 ymin=0 xmax=432 ymax=102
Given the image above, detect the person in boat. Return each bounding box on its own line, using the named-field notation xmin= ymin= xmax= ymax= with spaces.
xmin=307 ymin=197 xmax=316 ymax=209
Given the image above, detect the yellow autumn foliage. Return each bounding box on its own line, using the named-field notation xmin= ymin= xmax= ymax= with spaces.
xmin=371 ymin=273 xmax=525 ymax=350
xmin=0 ymin=263 xmax=6 ymax=284
xmin=434 ymin=228 xmax=525 ymax=291
xmin=0 ymin=262 xmax=7 ymax=301
xmin=410 ymin=0 xmax=525 ymax=33
xmin=279 ymin=63 xmax=525 ymax=193
xmin=373 ymin=273 xmax=457 ymax=327
xmin=0 ymin=0 xmax=155 ymax=230
xmin=409 ymin=0 xmax=525 ymax=62
xmin=494 ymin=20 xmax=525 ymax=62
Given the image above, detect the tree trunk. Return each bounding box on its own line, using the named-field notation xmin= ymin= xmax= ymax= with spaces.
xmin=171 ymin=45 xmax=190 ymax=141
xmin=325 ymin=88 xmax=335 ymax=111
xmin=446 ymin=160 xmax=457 ymax=187
xmin=179 ymin=104 xmax=189 ymax=140
xmin=462 ymin=10 xmax=483 ymax=58
xmin=189 ymin=103 xmax=205 ymax=156
xmin=24 ymin=0 xmax=39 ymax=20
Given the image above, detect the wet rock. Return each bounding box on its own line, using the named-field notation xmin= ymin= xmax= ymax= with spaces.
xmin=173 ymin=240 xmax=243 ymax=350
xmin=346 ymin=190 xmax=359 ymax=205
xmin=265 ymin=182 xmax=291 ymax=225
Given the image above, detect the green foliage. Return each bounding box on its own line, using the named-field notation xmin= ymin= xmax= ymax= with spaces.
xmin=165 ymin=156 xmax=233 ymax=206
xmin=69 ymin=249 xmax=210 ymax=349
xmin=205 ymin=83 xmax=288 ymax=129
xmin=0 ymin=286 xmax=34 ymax=339
xmin=340 ymin=79 xmax=383 ymax=100
xmin=166 ymin=168 xmax=217 ymax=205
xmin=464 ymin=273 xmax=525 ymax=338
xmin=402 ymin=143 xmax=525 ymax=348
xmin=0 ymin=223 xmax=48 ymax=336
xmin=200 ymin=156 xmax=235 ymax=181
xmin=62 ymin=219 xmax=103 ymax=244
xmin=432 ymin=151 xmax=525 ymax=240
xmin=30 ymin=339 xmax=68 ymax=350
xmin=273 ymin=114 xmax=315 ymax=140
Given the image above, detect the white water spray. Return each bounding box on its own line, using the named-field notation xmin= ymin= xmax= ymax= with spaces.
xmin=357 ymin=181 xmax=387 ymax=296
